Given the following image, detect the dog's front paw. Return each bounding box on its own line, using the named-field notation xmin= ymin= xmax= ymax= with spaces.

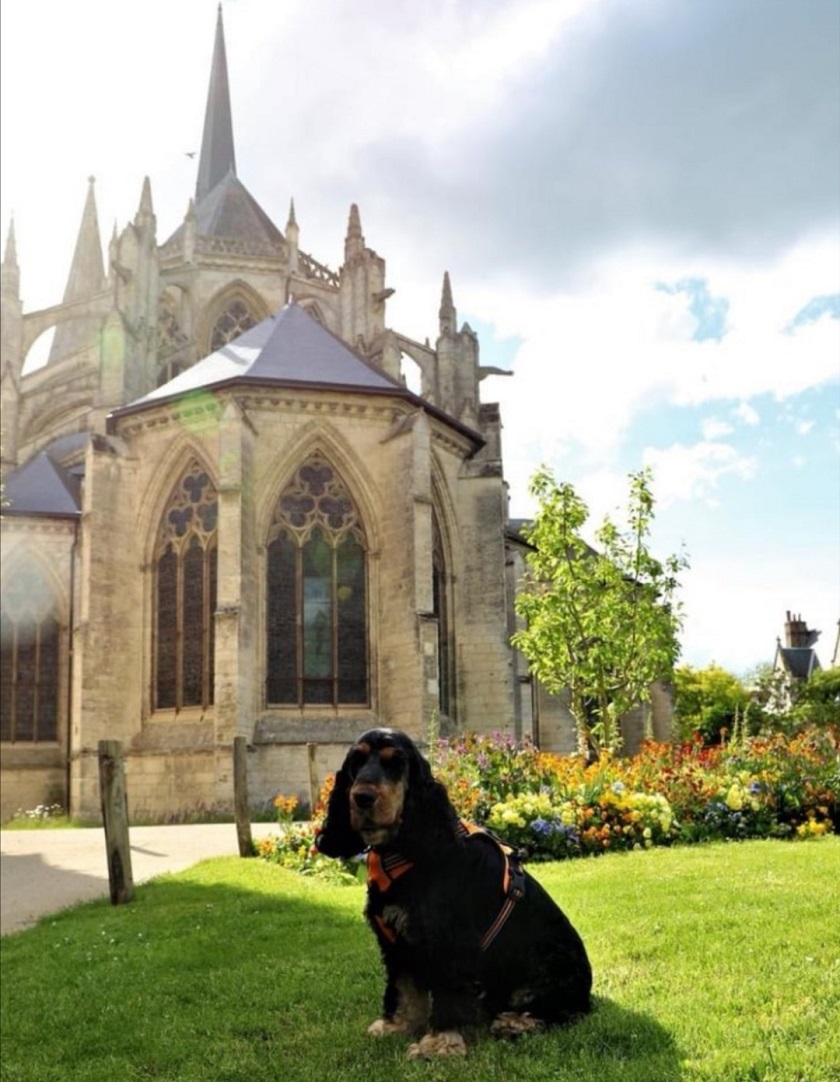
xmin=367 ymin=1018 xmax=409 ymax=1037
xmin=490 ymin=1011 xmax=546 ymax=1039
xmin=406 ymin=1031 xmax=468 ymax=1059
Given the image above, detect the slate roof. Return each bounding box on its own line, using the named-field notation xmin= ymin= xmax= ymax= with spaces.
xmin=2 ymin=449 xmax=82 ymax=518
xmin=117 ymin=303 xmax=410 ymax=413
xmin=506 ymin=518 xmax=533 ymax=546
xmin=776 ymin=645 xmax=820 ymax=680
xmin=161 ymin=172 xmax=285 ymax=258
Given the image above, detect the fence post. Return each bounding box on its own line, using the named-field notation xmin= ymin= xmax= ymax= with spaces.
xmin=233 ymin=736 xmax=253 ymax=857
xmin=98 ymin=740 xmax=134 ymax=905
xmin=307 ymin=742 xmax=319 ymax=816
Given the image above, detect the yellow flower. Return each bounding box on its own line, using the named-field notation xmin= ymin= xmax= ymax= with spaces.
xmin=725 ymin=785 xmax=743 ymax=811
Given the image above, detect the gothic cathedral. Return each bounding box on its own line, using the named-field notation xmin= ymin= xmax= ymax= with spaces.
xmin=0 ymin=9 xmax=670 ymax=820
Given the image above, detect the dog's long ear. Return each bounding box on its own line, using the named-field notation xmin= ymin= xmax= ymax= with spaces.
xmin=314 ymin=765 xmax=365 ymax=858
xmin=398 ymin=742 xmax=460 ymax=860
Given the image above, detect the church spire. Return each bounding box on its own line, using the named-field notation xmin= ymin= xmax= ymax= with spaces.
xmin=439 ymin=270 xmax=456 ymax=335
xmin=60 ymin=177 xmax=106 ymax=303
xmin=48 ymin=177 xmax=106 ymax=364
xmin=135 ymin=176 xmax=155 ymax=225
xmin=2 ymin=217 xmax=20 ymax=297
xmin=344 ymin=203 xmax=364 ymax=262
xmin=286 ymin=198 xmax=299 ymax=274
xmin=196 ymin=4 xmax=237 ymax=202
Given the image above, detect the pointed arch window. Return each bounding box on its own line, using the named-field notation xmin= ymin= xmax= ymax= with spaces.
xmin=266 ymin=452 xmax=368 ymax=707
xmin=432 ymin=513 xmax=453 ymax=718
xmin=210 ymin=298 xmax=258 ymax=352
xmin=154 ymin=462 xmax=218 ymax=710
xmin=0 ymin=562 xmax=61 ymax=743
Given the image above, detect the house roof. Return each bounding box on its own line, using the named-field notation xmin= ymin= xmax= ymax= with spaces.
xmin=2 ymin=449 xmax=82 ymax=518
xmin=775 ymin=645 xmax=820 ymax=680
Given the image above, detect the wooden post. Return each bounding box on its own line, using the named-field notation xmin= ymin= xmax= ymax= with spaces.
xmin=307 ymin=742 xmax=319 ymax=816
xmin=98 ymin=740 xmax=134 ymax=905
xmin=233 ymin=736 xmax=253 ymax=857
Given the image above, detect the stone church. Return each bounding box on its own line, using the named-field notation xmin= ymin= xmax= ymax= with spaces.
xmin=0 ymin=9 xmax=671 ymax=821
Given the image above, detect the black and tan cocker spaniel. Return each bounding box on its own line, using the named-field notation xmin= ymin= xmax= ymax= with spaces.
xmin=315 ymin=728 xmax=592 ymax=1059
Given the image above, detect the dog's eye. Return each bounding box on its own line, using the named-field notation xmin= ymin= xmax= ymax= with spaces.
xmin=346 ymin=747 xmax=369 ymax=775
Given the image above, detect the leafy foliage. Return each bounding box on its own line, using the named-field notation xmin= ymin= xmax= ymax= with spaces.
xmin=513 ymin=467 xmax=687 ymax=758
xmin=255 ymin=776 xmax=363 ymax=884
xmin=785 ymin=666 xmax=840 ymax=725
xmin=674 ymin=663 xmax=752 ymax=743
xmin=431 ymin=727 xmax=838 ymax=859
xmin=676 ymin=661 xmax=840 ymax=744
xmin=258 ymin=727 xmax=837 ymax=873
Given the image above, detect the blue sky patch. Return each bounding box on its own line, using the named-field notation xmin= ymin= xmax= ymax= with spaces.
xmin=656 ymin=277 xmax=730 ymax=342
xmin=787 ymin=293 xmax=840 ymax=332
xmin=464 ymin=317 xmax=523 ymax=373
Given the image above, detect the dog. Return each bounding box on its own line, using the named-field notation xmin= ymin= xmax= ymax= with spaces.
xmin=315 ymin=728 xmax=592 ymax=1059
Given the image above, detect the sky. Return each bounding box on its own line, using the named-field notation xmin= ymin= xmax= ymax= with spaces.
xmin=1 ymin=0 xmax=838 ymax=676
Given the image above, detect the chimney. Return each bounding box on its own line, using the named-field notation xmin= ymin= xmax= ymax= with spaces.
xmin=784 ymin=611 xmax=819 ymax=648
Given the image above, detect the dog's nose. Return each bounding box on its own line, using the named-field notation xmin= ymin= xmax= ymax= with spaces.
xmin=352 ymin=789 xmax=377 ymax=810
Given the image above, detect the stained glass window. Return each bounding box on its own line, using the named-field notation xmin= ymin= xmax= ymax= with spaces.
xmin=154 ymin=462 xmax=217 ymax=710
xmin=0 ymin=562 xmax=61 ymax=743
xmin=266 ymin=452 xmax=368 ymax=707
xmin=209 ymin=298 xmax=258 ymax=352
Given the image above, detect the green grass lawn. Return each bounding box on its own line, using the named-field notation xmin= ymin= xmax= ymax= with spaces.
xmin=2 ymin=838 xmax=838 ymax=1082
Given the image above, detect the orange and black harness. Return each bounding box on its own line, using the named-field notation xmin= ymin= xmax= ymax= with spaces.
xmin=367 ymin=820 xmax=526 ymax=952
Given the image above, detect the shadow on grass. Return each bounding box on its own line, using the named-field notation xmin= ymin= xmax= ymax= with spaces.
xmin=1 ymin=863 xmax=683 ymax=1082
xmin=570 ymin=995 xmax=683 ymax=1077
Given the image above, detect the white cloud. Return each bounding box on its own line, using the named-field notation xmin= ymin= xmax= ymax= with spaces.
xmin=1 ymin=0 xmax=837 ymax=675
xmin=484 ymin=242 xmax=839 ymax=496
xmin=701 ymin=417 xmax=734 ymax=440
xmin=641 ymin=442 xmax=758 ymax=508
xmin=795 ymin=419 xmax=815 ymax=436
xmin=734 ymin=402 xmax=761 ymax=426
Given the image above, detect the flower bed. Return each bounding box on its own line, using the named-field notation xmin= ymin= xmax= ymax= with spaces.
xmin=255 ymin=726 xmax=838 ymax=875
xmin=433 ymin=726 xmax=838 ymax=858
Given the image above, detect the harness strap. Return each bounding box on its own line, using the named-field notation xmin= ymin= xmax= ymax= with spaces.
xmin=479 ymin=855 xmax=526 ymax=950
xmin=366 ymin=820 xmax=526 ymax=952
xmin=367 ymin=849 xmax=414 ymax=893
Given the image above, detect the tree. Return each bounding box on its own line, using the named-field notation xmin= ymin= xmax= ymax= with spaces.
xmin=512 ymin=467 xmax=688 ymax=759
xmin=792 ymin=667 xmax=840 ymax=725
xmin=674 ymin=663 xmax=751 ymax=743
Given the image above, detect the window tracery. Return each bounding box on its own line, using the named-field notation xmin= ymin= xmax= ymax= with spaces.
xmin=209 ymin=298 xmax=258 ymax=352
xmin=266 ymin=452 xmax=368 ymax=707
xmin=154 ymin=461 xmax=218 ymax=711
